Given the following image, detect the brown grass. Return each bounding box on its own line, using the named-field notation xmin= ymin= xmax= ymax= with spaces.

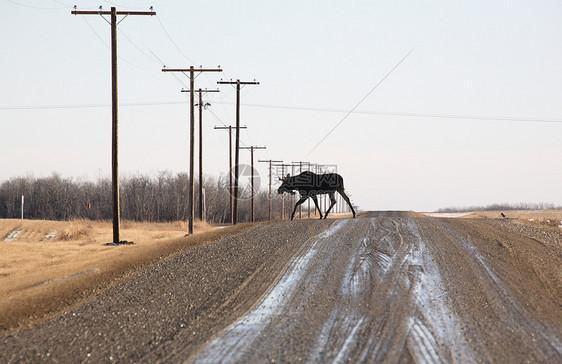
xmin=423 ymin=210 xmax=562 ymax=232
xmin=468 ymin=209 xmax=562 ymax=220
xmin=0 ymin=218 xmax=253 ymax=333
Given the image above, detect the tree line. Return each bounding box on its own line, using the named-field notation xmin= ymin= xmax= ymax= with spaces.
xmin=437 ymin=202 xmax=560 ymax=213
xmin=0 ymin=172 xmax=301 ymax=223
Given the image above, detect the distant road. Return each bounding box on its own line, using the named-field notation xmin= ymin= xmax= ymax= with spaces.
xmin=2 ymin=213 xmax=561 ymax=363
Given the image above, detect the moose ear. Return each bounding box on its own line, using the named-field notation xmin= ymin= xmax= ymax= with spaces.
xmin=286 ymin=173 xmax=290 ymax=179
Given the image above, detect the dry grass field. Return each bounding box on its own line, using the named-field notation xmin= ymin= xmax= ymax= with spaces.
xmin=0 ymin=218 xmax=252 ymax=333
xmin=425 ymin=209 xmax=562 ymax=226
xmin=468 ymin=209 xmax=562 ymax=220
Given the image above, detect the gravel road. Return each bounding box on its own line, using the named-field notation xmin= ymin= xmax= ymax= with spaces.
xmin=1 ymin=213 xmax=561 ymax=363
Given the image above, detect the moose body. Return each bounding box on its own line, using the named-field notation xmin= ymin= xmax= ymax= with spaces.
xmin=277 ymin=171 xmax=356 ymax=220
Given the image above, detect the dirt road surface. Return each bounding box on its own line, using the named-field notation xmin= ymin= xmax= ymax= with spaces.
xmin=1 ymin=213 xmax=561 ymax=363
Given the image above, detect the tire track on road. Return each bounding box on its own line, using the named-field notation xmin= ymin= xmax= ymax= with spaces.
xmin=189 ymin=220 xmax=347 ymax=363
xmin=190 ymin=217 xmax=475 ymax=364
xmin=313 ymin=218 xmax=473 ymax=363
xmin=425 ymin=219 xmax=562 ymax=362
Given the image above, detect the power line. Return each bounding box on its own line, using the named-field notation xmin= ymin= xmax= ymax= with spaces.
xmin=233 ymin=103 xmax=562 ymax=124
xmin=3 ymin=101 xmax=562 ymax=125
xmin=52 ymin=0 xmax=72 ymax=7
xmin=155 ymin=15 xmax=196 ymax=64
xmin=81 ymin=16 xmax=151 ymax=70
xmin=103 ymin=1 xmax=128 ymax=8
xmin=7 ymin=0 xmax=67 ymax=10
xmin=117 ymin=27 xmax=161 ymax=67
xmin=145 ymin=48 xmax=189 ymax=88
xmin=307 ymin=47 xmax=416 ymax=157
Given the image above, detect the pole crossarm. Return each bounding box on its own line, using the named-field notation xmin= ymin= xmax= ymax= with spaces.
xmin=214 ymin=125 xmax=247 ymax=130
xmin=72 ymin=11 xmax=156 ymax=15
xmin=217 ymin=80 xmax=260 ymax=85
xmin=240 ymin=146 xmax=267 ymax=150
xmin=273 ymin=163 xmax=293 ymax=170
xmin=164 ymin=68 xmax=222 ymax=73
xmin=182 ymin=89 xmax=220 ymax=93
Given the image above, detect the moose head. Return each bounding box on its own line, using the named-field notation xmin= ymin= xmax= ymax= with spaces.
xmin=277 ymin=174 xmax=296 ymax=195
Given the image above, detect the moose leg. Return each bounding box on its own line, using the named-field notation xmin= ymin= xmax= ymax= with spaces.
xmin=324 ymin=192 xmax=337 ymax=219
xmin=291 ymin=195 xmax=308 ymax=220
xmin=338 ymin=188 xmax=356 ymax=218
xmin=311 ymin=194 xmax=323 ymax=219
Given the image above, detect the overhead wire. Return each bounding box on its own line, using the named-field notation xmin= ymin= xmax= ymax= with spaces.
xmin=220 ymin=102 xmax=562 ymax=124
xmin=117 ymin=27 xmax=162 ymax=66
xmin=155 ymin=14 xmax=196 ymax=64
xmin=207 ymin=108 xmax=249 ymax=147
xmin=152 ymin=13 xmax=234 ymax=124
xmin=80 ymin=16 xmax=151 ymax=70
xmin=51 ymin=0 xmax=72 ymax=7
xmin=7 ymin=0 xmax=67 ymax=10
xmin=103 ymin=0 xmax=127 ymax=7
xmin=2 ymin=100 xmax=562 ymax=125
xmin=306 ymin=47 xmax=416 ymax=157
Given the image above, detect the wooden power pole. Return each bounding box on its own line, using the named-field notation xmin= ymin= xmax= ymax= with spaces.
xmin=240 ymin=146 xmax=266 ymax=222
xmin=258 ymin=159 xmax=283 ymax=221
xmin=182 ymin=88 xmax=219 ymax=221
xmin=71 ymin=6 xmax=155 ymax=244
xmin=274 ymin=163 xmax=292 ymax=220
xmin=292 ymin=161 xmax=312 ymax=218
xmin=214 ymin=125 xmax=247 ymax=224
xmin=216 ymin=79 xmax=259 ymax=225
xmin=162 ymin=67 xmax=222 ymax=234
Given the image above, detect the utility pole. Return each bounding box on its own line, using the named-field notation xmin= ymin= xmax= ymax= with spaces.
xmin=305 ymin=162 xmax=311 ymax=217
xmin=214 ymin=125 xmax=247 ymax=223
xmin=316 ymin=164 xmax=337 ymax=216
xmin=182 ymin=88 xmax=219 ymax=221
xmin=258 ymin=159 xmax=283 ymax=221
xmin=240 ymin=146 xmax=266 ymax=222
xmin=291 ymin=162 xmax=304 ymax=219
xmin=317 ymin=164 xmax=325 ymax=214
xmin=162 ymin=67 xmax=222 ymax=234
xmin=291 ymin=164 xmax=296 ymax=216
xmin=217 ymin=79 xmax=259 ymax=225
xmin=273 ymin=163 xmax=292 ymax=220
xmin=296 ymin=161 xmax=311 ymax=218
xmin=71 ymin=6 xmax=155 ymax=244
xmin=292 ymin=161 xmax=312 ymax=218
xmin=310 ymin=163 xmax=318 ymax=216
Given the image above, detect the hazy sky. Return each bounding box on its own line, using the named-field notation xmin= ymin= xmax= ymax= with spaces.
xmin=2 ymin=0 xmax=562 ymax=211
